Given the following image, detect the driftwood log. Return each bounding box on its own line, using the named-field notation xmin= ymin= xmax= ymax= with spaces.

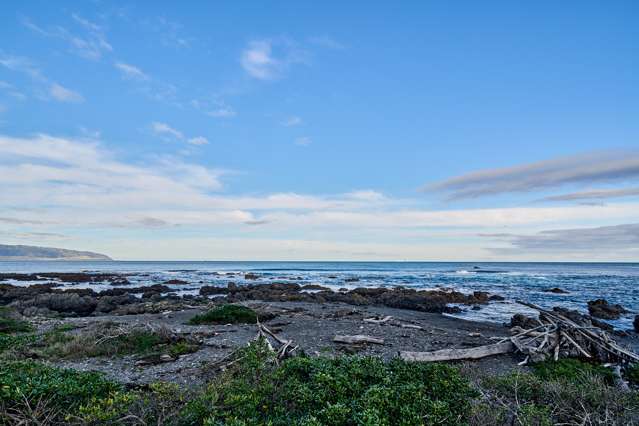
xmin=400 ymin=342 xmax=514 ymax=362
xmin=399 ymin=301 xmax=639 ymax=366
xmin=333 ymin=335 xmax=385 ymax=345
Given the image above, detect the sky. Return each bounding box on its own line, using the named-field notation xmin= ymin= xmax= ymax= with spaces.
xmin=0 ymin=1 xmax=638 ymax=261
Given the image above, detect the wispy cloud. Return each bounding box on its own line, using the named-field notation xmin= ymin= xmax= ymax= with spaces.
xmin=282 ymin=116 xmax=302 ymax=126
xmin=207 ymin=106 xmax=236 ymax=118
xmin=187 ymin=136 xmax=209 ymax=146
xmin=0 ymin=80 xmax=26 ymax=100
xmin=295 ymin=136 xmax=312 ymax=146
xmin=151 ymin=122 xmax=184 ymax=140
xmin=240 ymin=39 xmax=307 ymax=80
xmin=539 ymin=187 xmax=639 ymax=202
xmin=49 ymin=83 xmax=84 ymax=103
xmin=427 ymin=151 xmax=639 ymax=200
xmin=114 ymin=62 xmax=149 ymax=80
xmin=308 ymin=36 xmax=345 ymax=50
xmin=483 ymin=223 xmax=639 ymax=253
xmin=22 ymin=14 xmax=112 ymax=60
xmin=151 ymin=122 xmax=208 ymax=147
xmin=0 ymin=54 xmax=83 ymax=103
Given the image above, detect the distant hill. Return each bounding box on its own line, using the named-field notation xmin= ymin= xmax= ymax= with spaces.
xmin=0 ymin=244 xmax=112 ymax=261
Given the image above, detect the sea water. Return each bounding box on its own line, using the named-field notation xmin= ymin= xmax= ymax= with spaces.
xmin=1 ymin=261 xmax=637 ymax=329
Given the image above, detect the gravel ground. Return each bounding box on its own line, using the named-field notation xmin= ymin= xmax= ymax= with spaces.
xmin=43 ymin=300 xmax=525 ymax=387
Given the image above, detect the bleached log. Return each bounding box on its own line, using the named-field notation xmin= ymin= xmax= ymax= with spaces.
xmin=363 ymin=316 xmax=393 ymax=324
xmin=399 ymin=341 xmax=514 ymax=362
xmin=333 ymin=335 xmax=384 ymax=345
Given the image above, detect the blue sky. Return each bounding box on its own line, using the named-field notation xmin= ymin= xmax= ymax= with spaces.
xmin=1 ymin=1 xmax=638 ymax=260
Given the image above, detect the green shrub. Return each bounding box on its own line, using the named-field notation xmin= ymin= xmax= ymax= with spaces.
xmin=0 ymin=360 xmax=120 ymax=413
xmin=625 ymin=363 xmax=639 ymax=386
xmin=185 ymin=339 xmax=477 ymax=425
xmin=0 ymin=307 xmax=32 ymax=334
xmin=475 ymin=359 xmax=639 ymax=425
xmin=188 ymin=304 xmax=257 ymax=325
xmin=532 ymin=358 xmax=614 ymax=384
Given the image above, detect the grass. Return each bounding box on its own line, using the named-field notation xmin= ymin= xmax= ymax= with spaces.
xmin=188 ymin=304 xmax=258 ymax=325
xmin=1 ymin=322 xmax=200 ymax=361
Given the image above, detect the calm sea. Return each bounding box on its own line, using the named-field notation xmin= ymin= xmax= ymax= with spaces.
xmin=1 ymin=261 xmax=638 ymax=329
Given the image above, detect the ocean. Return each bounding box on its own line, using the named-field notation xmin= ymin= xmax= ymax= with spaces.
xmin=1 ymin=261 xmax=638 ymax=329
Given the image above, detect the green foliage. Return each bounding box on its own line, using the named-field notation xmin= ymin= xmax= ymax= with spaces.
xmin=188 ymin=304 xmax=258 ymax=325
xmin=474 ymin=359 xmax=639 ymax=425
xmin=0 ymin=360 xmax=120 ymax=413
xmin=532 ymin=358 xmax=614 ymax=384
xmin=0 ymin=333 xmax=37 ymax=354
xmin=625 ymin=363 xmax=639 ymax=386
xmin=0 ymin=307 xmax=32 ymax=334
xmin=187 ymin=339 xmax=477 ymax=425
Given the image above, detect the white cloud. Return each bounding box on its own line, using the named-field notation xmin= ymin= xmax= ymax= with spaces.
xmin=3 ymin=134 xmax=639 ymax=260
xmin=282 ymin=116 xmax=302 ymax=126
xmin=241 ymin=40 xmax=278 ymax=80
xmin=295 ymin=136 xmax=312 ymax=146
xmin=114 ymin=62 xmax=149 ymax=80
xmin=187 ymin=136 xmax=209 ymax=146
xmin=151 ymin=122 xmax=183 ymax=140
xmin=49 ymin=83 xmax=84 ymax=103
xmin=240 ymin=39 xmax=307 ymax=80
xmin=207 ymin=106 xmax=236 ymax=118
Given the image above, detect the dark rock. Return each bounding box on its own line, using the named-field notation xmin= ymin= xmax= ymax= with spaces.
xmin=12 ymin=292 xmax=98 ymax=316
xmin=543 ymin=287 xmax=569 ymax=294
xmin=163 ymin=279 xmax=189 ymax=285
xmin=301 ymin=284 xmax=330 ymax=291
xmin=200 ymin=286 xmax=229 ymax=296
xmin=244 ymin=273 xmax=259 ymax=280
xmin=587 ymin=299 xmax=627 ymax=320
xmin=344 ymin=277 xmax=360 ymax=282
xmin=510 ymin=314 xmax=539 ymax=329
xmin=634 ymin=315 xmax=639 ymax=333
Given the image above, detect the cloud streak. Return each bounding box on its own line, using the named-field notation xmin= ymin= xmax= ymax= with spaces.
xmin=483 ymin=223 xmax=639 ymax=253
xmin=539 ymin=187 xmax=639 ymax=202
xmin=427 ymin=151 xmax=639 ymax=200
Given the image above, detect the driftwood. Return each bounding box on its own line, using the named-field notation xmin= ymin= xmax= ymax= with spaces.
xmin=363 ymin=315 xmax=393 ymax=324
xmin=400 ymin=301 xmax=639 ymax=366
xmin=400 ymin=342 xmax=514 ymax=362
xmin=363 ymin=316 xmax=424 ymax=330
xmin=333 ymin=335 xmax=384 ymax=345
xmin=255 ymin=318 xmax=299 ymax=362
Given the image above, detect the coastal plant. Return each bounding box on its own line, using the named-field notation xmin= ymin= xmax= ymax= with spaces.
xmin=184 ymin=339 xmax=478 ymax=425
xmin=0 ymin=360 xmax=121 ymax=423
xmin=471 ymin=359 xmax=639 ymax=425
xmin=38 ymin=322 xmax=199 ymax=359
xmin=187 ymin=304 xmax=258 ymax=325
xmin=0 ymin=307 xmax=32 ymax=334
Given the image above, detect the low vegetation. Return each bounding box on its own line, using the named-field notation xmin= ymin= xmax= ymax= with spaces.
xmin=0 ymin=322 xmax=199 ymax=362
xmin=2 ymin=327 xmax=639 ymax=425
xmin=188 ymin=304 xmax=258 ymax=325
xmin=0 ymin=307 xmax=32 ymax=334
xmin=470 ymin=358 xmax=639 ymax=425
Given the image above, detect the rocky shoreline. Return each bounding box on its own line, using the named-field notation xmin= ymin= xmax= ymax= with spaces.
xmin=1 ymin=271 xmax=638 ymax=387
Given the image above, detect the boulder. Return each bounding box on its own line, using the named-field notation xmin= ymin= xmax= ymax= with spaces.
xmin=587 ymin=299 xmax=627 ymax=320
